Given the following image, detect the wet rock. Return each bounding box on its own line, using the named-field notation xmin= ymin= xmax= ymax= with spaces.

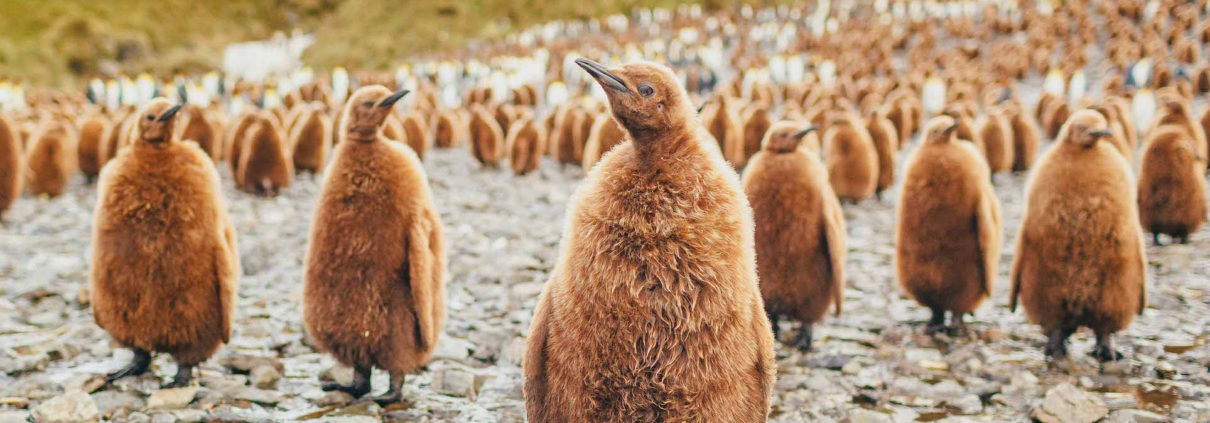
xmin=31 ymin=390 xmax=99 ymax=422
xmin=1029 ymin=383 xmax=1108 ymax=423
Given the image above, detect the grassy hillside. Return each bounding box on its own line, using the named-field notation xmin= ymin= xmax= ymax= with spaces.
xmin=0 ymin=0 xmax=781 ymax=87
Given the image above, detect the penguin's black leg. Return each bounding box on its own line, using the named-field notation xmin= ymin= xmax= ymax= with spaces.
xmin=165 ymin=364 xmax=194 ymax=388
xmin=1153 ymin=233 xmax=1163 ymax=246
xmin=924 ymin=309 xmax=946 ymax=335
xmin=794 ymin=323 xmax=814 ymax=352
xmin=948 ymin=312 xmax=968 ymax=336
xmin=372 ymin=373 xmax=405 ymax=405
xmin=105 ymin=348 xmax=152 ymax=383
xmin=767 ymin=311 xmax=780 ymax=341
xmin=1091 ymin=332 xmax=1125 ymax=362
xmin=1044 ymin=327 xmax=1074 ymax=359
xmin=322 ymin=365 xmax=372 ymax=397
xmin=1177 ymin=232 xmax=1190 ymax=245
xmin=876 ymin=191 xmax=883 ymax=202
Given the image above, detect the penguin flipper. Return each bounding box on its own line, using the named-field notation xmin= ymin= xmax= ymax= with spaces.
xmin=1008 ymin=227 xmax=1026 ymax=313
xmin=975 ymin=184 xmax=1002 ymax=297
xmin=406 ymin=212 xmax=437 ymax=350
xmin=523 ymin=284 xmax=553 ymax=421
xmin=821 ymin=183 xmax=847 ymax=317
xmin=214 ymin=198 xmax=239 ymax=344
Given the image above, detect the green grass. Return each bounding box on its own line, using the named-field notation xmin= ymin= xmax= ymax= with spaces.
xmin=0 ymin=0 xmax=784 ymax=88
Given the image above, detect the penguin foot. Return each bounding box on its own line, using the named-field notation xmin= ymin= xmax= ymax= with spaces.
xmin=371 ymin=373 xmax=405 ymax=405
xmin=1178 ymin=235 xmax=1190 ymax=245
xmin=767 ymin=312 xmax=780 ymax=341
xmin=1092 ymin=334 xmax=1124 ymax=362
xmin=947 ymin=314 xmax=968 ymax=337
xmin=105 ymin=349 xmax=152 ymax=384
xmin=164 ymin=364 xmax=194 ymax=388
xmin=322 ymin=366 xmax=372 ymax=398
xmin=924 ymin=309 xmax=946 ymax=335
xmin=1153 ymin=233 xmax=1163 ymax=246
xmin=794 ymin=325 xmax=814 ymax=353
xmin=1044 ymin=329 xmax=1071 ymax=360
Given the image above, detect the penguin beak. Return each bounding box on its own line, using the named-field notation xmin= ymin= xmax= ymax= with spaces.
xmin=794 ymin=126 xmax=819 ymax=139
xmin=157 ymin=104 xmax=182 ymax=122
xmin=996 ymin=89 xmax=1012 ymax=104
xmin=378 ymin=90 xmax=410 ymax=108
xmin=575 ymin=58 xmax=631 ymax=94
xmin=944 ymin=123 xmax=960 ymax=134
xmin=1090 ymin=130 xmax=1113 ymax=139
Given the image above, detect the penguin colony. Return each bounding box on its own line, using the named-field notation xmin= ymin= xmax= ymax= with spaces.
xmin=0 ymin=0 xmax=1208 ymax=419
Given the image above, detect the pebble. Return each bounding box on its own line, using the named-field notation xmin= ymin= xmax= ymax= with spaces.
xmin=31 ymin=390 xmax=98 ymax=423
xmin=432 ymin=364 xmax=477 ymax=398
xmin=250 ymin=364 xmax=282 ymax=389
xmin=146 ymin=387 xmax=198 ymax=410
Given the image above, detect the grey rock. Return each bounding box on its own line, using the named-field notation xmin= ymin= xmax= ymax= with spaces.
xmin=90 ymin=390 xmax=145 ymax=419
xmin=1107 ymin=409 xmax=1167 ymax=423
xmin=432 ymin=364 xmax=477 ymax=398
xmin=250 ymin=364 xmax=281 ymax=389
xmin=147 ymin=386 xmax=198 ymax=410
xmin=432 ymin=336 xmax=474 ymax=363
xmin=1030 ymin=383 xmax=1109 ymax=423
xmin=846 ymin=408 xmax=892 ymax=423
xmin=31 ymin=390 xmax=99 ymax=423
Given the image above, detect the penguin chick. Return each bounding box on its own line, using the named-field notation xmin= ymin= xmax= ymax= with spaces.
xmin=823 ymin=112 xmax=879 ymax=202
xmin=304 ymin=86 xmax=445 ymax=405
xmin=180 ymin=105 xmax=220 ymax=161
xmin=24 ymin=120 xmax=78 ymax=197
xmin=976 ymin=109 xmax=1015 ymax=173
xmin=897 ymin=116 xmax=1001 ymax=334
xmin=1003 ymin=102 xmax=1040 ymax=171
xmin=1010 ymin=110 xmax=1146 ymax=362
xmin=525 ymin=59 xmax=775 ymax=422
xmin=91 ymin=99 xmax=239 ymax=388
xmin=237 ymin=112 xmax=293 ymax=196
xmin=0 ymin=113 xmax=21 ymax=219
xmin=400 ymin=112 xmax=429 ymax=159
xmin=432 ymin=109 xmax=463 ymax=149
xmin=506 ymin=117 xmax=545 ymax=176
xmin=551 ymin=105 xmax=585 ymax=165
xmin=1138 ymin=125 xmax=1207 ymax=244
xmin=469 ymin=105 xmax=504 ymax=167
xmin=290 ymin=105 xmax=332 ymax=173
xmin=703 ymin=95 xmax=745 ymax=167
xmin=580 ymin=113 xmax=627 ymax=170
xmin=740 ymin=106 xmax=772 ymax=167
xmin=866 ymin=108 xmax=898 ymax=198
xmin=225 ymin=112 xmax=257 ymax=184
xmin=742 ymin=121 xmax=844 ymax=351
xmin=77 ymin=112 xmax=110 ymax=181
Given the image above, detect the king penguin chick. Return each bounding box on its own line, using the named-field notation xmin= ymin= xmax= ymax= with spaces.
xmin=866 ymin=108 xmax=898 ymax=199
xmin=897 ymin=116 xmax=1002 ymax=334
xmin=290 ymin=104 xmax=332 ymax=173
xmin=238 ymin=112 xmax=293 ymax=195
xmin=469 ymin=105 xmax=504 ymax=167
xmin=25 ymin=119 xmax=78 ymax=198
xmin=1011 ymin=110 xmax=1146 ymax=361
xmin=976 ymin=108 xmax=1015 ymax=174
xmin=1003 ymin=101 xmax=1040 ymax=171
xmin=823 ymin=112 xmax=879 ymax=203
xmin=525 ymin=59 xmax=775 ymax=422
xmin=742 ymin=121 xmax=845 ymax=351
xmin=506 ymin=117 xmax=545 ymax=176
xmin=304 ymin=86 xmax=446 ymax=405
xmin=740 ymin=106 xmax=772 ymax=167
xmin=432 ymin=109 xmax=463 ymax=149
xmin=0 ymin=113 xmax=21 ymax=219
xmin=400 ymin=112 xmax=429 ymax=159
xmin=1138 ymin=125 xmax=1207 ymax=244
xmin=91 ymin=99 xmax=239 ymax=388
xmin=580 ymin=113 xmax=627 ymax=170
xmin=77 ymin=111 xmax=110 ymax=181
xmin=180 ymin=105 xmax=220 ymax=161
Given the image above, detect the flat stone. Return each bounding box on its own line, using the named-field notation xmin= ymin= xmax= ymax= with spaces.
xmin=846 ymin=408 xmax=892 ymax=423
xmin=147 ymin=386 xmax=198 ymax=410
xmin=31 ymin=390 xmax=99 ymax=423
xmin=1107 ymin=409 xmax=1166 ymax=423
xmin=1030 ymin=383 xmax=1109 ymax=423
xmin=432 ymin=364 xmax=477 ymax=398
xmin=250 ymin=364 xmax=281 ymax=389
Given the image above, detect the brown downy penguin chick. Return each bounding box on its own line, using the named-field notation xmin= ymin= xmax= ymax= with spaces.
xmin=91 ymin=99 xmax=239 ymax=388
xmin=896 ymin=116 xmax=1002 ymax=334
xmin=704 ymin=96 xmax=745 ymax=167
xmin=180 ymin=105 xmax=220 ymax=161
xmin=866 ymin=108 xmax=898 ymax=198
xmin=400 ymin=113 xmax=429 ymax=159
xmin=976 ymin=108 xmax=1015 ymax=173
xmin=1151 ymin=94 xmax=1207 ymax=164
xmin=226 ymin=112 xmax=257 ymax=183
xmin=1004 ymin=102 xmax=1040 ymax=171
xmin=1010 ymin=110 xmax=1146 ymax=361
xmin=823 ymin=112 xmax=879 ymax=203
xmin=742 ymin=122 xmax=845 ymax=351
xmin=77 ymin=112 xmax=110 ymax=181
xmin=525 ymin=59 xmax=775 ymax=422
xmin=551 ymin=106 xmax=585 ymax=165
xmin=506 ymin=117 xmax=545 ymax=176
xmin=25 ymin=120 xmax=78 ymax=197
xmin=741 ymin=106 xmax=772 ymax=167
xmin=99 ymin=109 xmax=133 ymax=167
xmin=1042 ymin=100 xmax=1071 ymax=139
xmin=290 ymin=105 xmax=332 ymax=173
xmin=468 ymin=105 xmax=504 ymax=167
xmin=580 ymin=113 xmax=627 ymax=169
xmin=304 ymin=86 xmax=445 ymax=405
xmin=432 ymin=110 xmax=462 ymax=148
xmin=0 ymin=114 xmax=21 ymax=219
xmin=238 ymin=112 xmax=293 ymax=195
xmin=1138 ymin=125 xmax=1207 ymax=244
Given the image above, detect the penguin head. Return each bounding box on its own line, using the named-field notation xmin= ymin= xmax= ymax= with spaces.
xmin=762 ymin=121 xmax=817 ymax=153
xmin=341 ymin=85 xmax=409 ymax=143
xmin=574 ymin=58 xmax=692 ymax=142
xmin=924 ymin=115 xmax=960 ymax=144
xmin=1058 ymin=110 xmax=1113 ymax=149
xmin=135 ymin=98 xmax=183 ymax=146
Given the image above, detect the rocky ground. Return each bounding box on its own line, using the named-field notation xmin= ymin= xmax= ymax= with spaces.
xmin=1 ymin=138 xmax=1209 ymax=422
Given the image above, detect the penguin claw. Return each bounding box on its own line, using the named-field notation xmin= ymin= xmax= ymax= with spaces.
xmin=1091 ymin=346 xmax=1125 ymax=362
xmin=923 ymin=322 xmax=947 ymax=336
xmin=322 ymin=380 xmax=372 ymax=398
xmin=104 ymin=349 xmax=152 ymax=384
xmin=1044 ymin=343 xmax=1068 ymax=360
xmin=371 ymin=389 xmax=402 ymax=405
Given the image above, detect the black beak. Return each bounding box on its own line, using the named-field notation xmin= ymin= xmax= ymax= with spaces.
xmin=1090 ymin=130 xmax=1113 ymax=139
xmin=378 ymin=90 xmax=410 ymax=108
xmin=794 ymin=126 xmax=819 ymax=139
xmin=157 ymin=104 xmax=182 ymax=122
xmin=944 ymin=123 xmax=960 ymax=134
xmin=996 ymin=88 xmax=1012 ymax=104
xmin=575 ymin=58 xmax=631 ymax=94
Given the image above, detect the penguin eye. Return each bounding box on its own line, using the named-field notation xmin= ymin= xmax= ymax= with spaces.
xmin=146 ymin=114 xmax=155 ymax=121
xmin=638 ymin=83 xmax=655 ymax=98
xmin=363 ymin=101 xmax=374 ymax=108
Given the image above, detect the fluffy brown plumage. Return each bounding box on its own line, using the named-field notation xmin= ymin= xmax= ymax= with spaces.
xmin=866 ymin=108 xmax=898 ymax=198
xmin=304 ymin=86 xmax=445 ymax=404
xmin=703 ymin=95 xmax=744 ymax=167
xmin=400 ymin=113 xmax=429 ymax=159
xmin=580 ymin=114 xmax=627 ymax=170
xmin=180 ymin=105 xmax=220 ymax=161
xmin=525 ymin=60 xmax=774 ymax=422
xmin=237 ymin=112 xmax=293 ymax=195
xmin=977 ymin=108 xmax=1014 ymax=173
xmin=897 ymin=116 xmax=1001 ymax=334
xmin=0 ymin=113 xmax=21 ymax=219
xmin=225 ymin=112 xmax=257 ymax=181
xmin=24 ymin=119 xmax=77 ymax=197
xmin=469 ymin=105 xmax=504 ymax=167
xmin=99 ymin=108 xmax=132 ymax=168
xmin=740 ymin=106 xmax=772 ymax=167
xmin=742 ymin=121 xmax=844 ymax=351
xmin=1010 ymin=110 xmax=1146 ymax=361
xmin=823 ymin=113 xmax=879 ymax=202
xmin=77 ymin=112 xmax=110 ymax=181
xmin=91 ymin=99 xmax=239 ymax=388
xmin=1004 ymin=102 xmax=1039 ymax=171
xmin=1137 ymin=125 xmax=1207 ymax=244
xmin=290 ymin=105 xmax=332 ymax=173
xmin=432 ymin=109 xmax=463 ymax=149
xmin=506 ymin=117 xmax=544 ymax=176
xmin=551 ymin=105 xmax=584 ymax=165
